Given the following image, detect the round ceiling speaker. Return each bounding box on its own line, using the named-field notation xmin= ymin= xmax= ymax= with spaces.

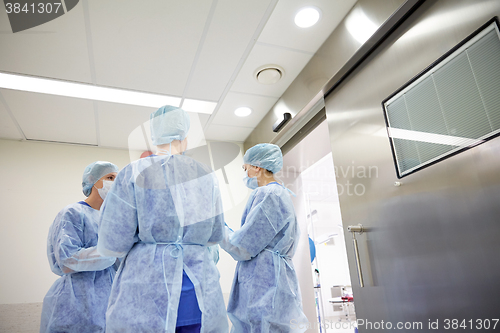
xmin=255 ymin=66 xmax=284 ymax=85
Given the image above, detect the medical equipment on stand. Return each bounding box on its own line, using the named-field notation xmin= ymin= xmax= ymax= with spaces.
xmin=306 ymin=196 xmax=326 ymax=332
xmin=313 ymin=268 xmax=325 ymax=333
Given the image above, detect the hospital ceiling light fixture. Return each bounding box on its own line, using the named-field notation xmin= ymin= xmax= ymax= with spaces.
xmin=234 ymin=106 xmax=252 ymax=117
xmin=294 ymin=7 xmax=321 ymax=28
xmin=0 ymin=72 xmax=213 ymax=112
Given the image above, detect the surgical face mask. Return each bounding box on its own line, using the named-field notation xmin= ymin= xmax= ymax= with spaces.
xmin=95 ymin=180 xmax=113 ymax=200
xmin=243 ymin=169 xmax=258 ymax=190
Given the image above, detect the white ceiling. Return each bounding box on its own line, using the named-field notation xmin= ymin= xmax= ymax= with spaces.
xmin=0 ymin=0 xmax=356 ymax=150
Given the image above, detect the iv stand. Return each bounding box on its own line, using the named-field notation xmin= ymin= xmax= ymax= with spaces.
xmin=306 ymin=193 xmax=325 ymax=332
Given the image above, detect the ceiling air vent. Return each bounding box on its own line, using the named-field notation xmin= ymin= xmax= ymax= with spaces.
xmin=255 ymin=65 xmax=283 ymax=85
xmin=382 ymin=18 xmax=500 ymax=178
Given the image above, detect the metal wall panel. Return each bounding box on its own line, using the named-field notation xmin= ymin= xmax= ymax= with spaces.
xmin=324 ymin=0 xmax=500 ymax=331
xmin=244 ymin=0 xmax=406 ymax=151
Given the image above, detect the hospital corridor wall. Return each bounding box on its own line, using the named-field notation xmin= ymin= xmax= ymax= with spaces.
xmin=0 ymin=138 xmax=243 ymax=332
xmin=0 ymin=139 xmax=130 ymax=332
xmin=279 ymin=119 xmax=356 ymax=332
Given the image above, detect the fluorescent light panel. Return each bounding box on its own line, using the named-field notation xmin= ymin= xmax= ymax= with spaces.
xmin=0 ymin=73 xmax=215 ymax=114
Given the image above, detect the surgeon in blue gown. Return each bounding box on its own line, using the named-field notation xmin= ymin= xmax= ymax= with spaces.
xmin=97 ymin=105 xmax=228 ymax=333
xmin=40 ymin=161 xmax=119 ymax=333
xmin=220 ymin=143 xmax=308 ymax=333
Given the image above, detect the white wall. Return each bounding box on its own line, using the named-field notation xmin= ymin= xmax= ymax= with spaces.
xmin=299 ymin=153 xmax=353 ymax=321
xmin=279 ymin=169 xmax=319 ymax=332
xmin=0 ymin=138 xmax=246 ymax=306
xmin=308 ymin=200 xmax=351 ymax=319
xmin=0 ymin=139 xmax=133 ymax=305
xmin=210 ymin=143 xmax=249 ymax=301
xmin=280 ymin=119 xmax=356 ymax=331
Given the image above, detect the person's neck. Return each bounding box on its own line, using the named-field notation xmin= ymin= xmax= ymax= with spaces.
xmin=156 ymin=142 xmax=183 ymax=155
xmin=85 ymin=193 xmax=103 ymax=210
xmin=257 ymin=174 xmax=277 ymax=187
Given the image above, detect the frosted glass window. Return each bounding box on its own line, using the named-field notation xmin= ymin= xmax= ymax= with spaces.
xmin=382 ymin=19 xmax=500 ymax=178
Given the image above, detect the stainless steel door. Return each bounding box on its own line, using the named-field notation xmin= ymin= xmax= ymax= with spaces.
xmin=324 ymin=0 xmax=500 ymax=331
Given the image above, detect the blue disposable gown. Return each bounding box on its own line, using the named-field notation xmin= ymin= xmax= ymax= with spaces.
xmin=97 ymin=154 xmax=228 ymax=333
xmin=221 ymin=183 xmax=308 ymax=333
xmin=40 ymin=202 xmax=117 ymax=333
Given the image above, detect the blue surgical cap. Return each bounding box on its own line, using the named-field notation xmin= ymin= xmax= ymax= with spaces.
xmin=82 ymin=161 xmax=119 ymax=197
xmin=243 ymin=143 xmax=283 ymax=174
xmin=150 ymin=105 xmax=190 ymax=146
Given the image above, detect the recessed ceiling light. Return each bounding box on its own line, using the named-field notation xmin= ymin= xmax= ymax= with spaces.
xmin=234 ymin=107 xmax=252 ymax=117
xmin=0 ymin=72 xmax=213 ymax=114
xmin=294 ymin=7 xmax=321 ymax=28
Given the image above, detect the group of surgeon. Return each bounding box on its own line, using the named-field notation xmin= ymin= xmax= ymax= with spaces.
xmin=40 ymin=105 xmax=308 ymax=333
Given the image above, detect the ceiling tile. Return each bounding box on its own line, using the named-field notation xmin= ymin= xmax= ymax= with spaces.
xmin=198 ymin=114 xmax=211 ymax=128
xmin=97 ymin=102 xmax=154 ymax=149
xmin=88 ymin=0 xmax=212 ymax=96
xmin=204 ymin=124 xmax=254 ymax=142
xmin=0 ymin=0 xmax=359 ymax=145
xmin=0 ymin=93 xmax=23 ymax=140
xmin=0 ymin=4 xmax=92 ymax=82
xmin=230 ymin=43 xmax=314 ymax=97
xmin=184 ymin=0 xmax=274 ymax=101
xmin=1 ymin=89 xmax=97 ymax=144
xmin=211 ymin=91 xmax=277 ymax=127
xmin=187 ymin=112 xmax=210 ymax=149
xmin=257 ymin=0 xmax=357 ymax=53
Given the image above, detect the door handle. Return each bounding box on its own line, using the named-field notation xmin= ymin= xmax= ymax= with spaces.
xmin=347 ymin=224 xmax=364 ymax=288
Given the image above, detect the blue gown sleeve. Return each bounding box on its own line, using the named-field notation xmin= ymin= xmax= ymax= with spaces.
xmin=207 ymin=245 xmax=220 ymax=264
xmin=97 ymin=166 xmax=138 ymax=258
xmin=220 ymin=226 xmax=252 ymax=261
xmin=220 ymin=188 xmax=287 ymax=261
xmin=53 ymin=209 xmax=116 ymax=274
xmin=207 ymin=177 xmax=225 ymax=245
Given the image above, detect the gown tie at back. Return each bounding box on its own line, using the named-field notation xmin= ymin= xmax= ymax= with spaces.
xmin=138 ymin=241 xmax=204 ymax=331
xmin=264 ymin=248 xmax=295 ymax=308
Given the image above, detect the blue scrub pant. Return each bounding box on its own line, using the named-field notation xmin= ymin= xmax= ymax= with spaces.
xmin=175 ymin=323 xmax=201 ymax=333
